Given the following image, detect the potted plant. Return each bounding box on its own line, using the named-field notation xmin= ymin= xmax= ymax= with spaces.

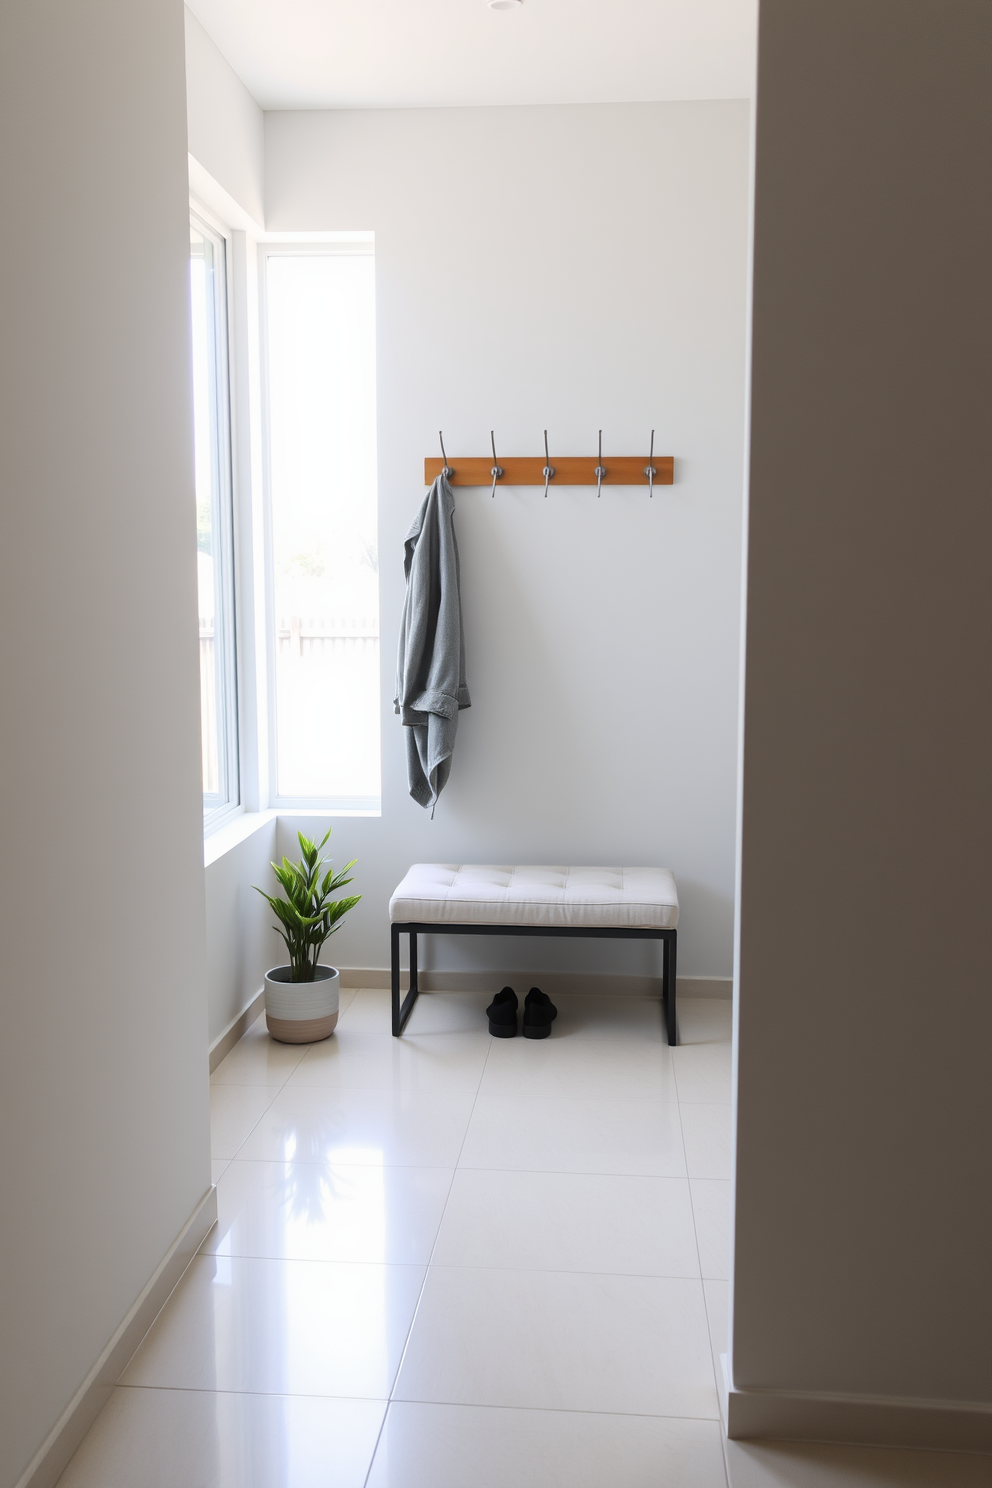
xmin=254 ymin=829 xmax=361 ymax=1043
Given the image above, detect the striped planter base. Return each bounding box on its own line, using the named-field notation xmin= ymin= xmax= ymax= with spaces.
xmin=264 ymin=965 xmax=340 ymax=1044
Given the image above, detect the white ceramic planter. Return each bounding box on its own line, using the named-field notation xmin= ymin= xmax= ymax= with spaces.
xmin=264 ymin=964 xmax=339 ymax=1043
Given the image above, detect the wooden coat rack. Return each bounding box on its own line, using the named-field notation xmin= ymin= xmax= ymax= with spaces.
xmin=426 ymin=431 xmax=674 ymax=495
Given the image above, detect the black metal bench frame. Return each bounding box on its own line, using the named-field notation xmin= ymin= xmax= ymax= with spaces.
xmin=390 ymin=921 xmax=678 ymax=1044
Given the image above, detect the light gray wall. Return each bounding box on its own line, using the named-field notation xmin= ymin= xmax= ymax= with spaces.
xmin=0 ymin=4 xmax=212 ymax=1484
xmin=732 ymin=0 xmax=992 ymax=1409
xmin=185 ymin=4 xmax=264 ymax=225
xmin=266 ymin=101 xmax=750 ymax=982
xmin=204 ymin=819 xmax=280 ymax=1045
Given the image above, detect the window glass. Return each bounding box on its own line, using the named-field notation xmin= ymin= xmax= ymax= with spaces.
xmin=264 ymin=251 xmax=380 ymax=806
xmin=190 ymin=218 xmax=238 ymax=823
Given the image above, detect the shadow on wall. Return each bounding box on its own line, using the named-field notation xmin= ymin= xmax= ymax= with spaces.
xmin=443 ymin=495 xmax=582 ymax=833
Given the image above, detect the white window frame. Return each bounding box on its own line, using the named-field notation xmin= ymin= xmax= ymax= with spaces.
xmin=258 ymin=240 xmax=381 ymax=813
xmin=191 ymin=208 xmax=242 ymax=834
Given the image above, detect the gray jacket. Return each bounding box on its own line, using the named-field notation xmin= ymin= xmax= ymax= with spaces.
xmin=394 ymin=474 xmax=471 ymax=809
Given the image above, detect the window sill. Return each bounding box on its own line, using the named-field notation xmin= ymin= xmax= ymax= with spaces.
xmin=275 ymin=806 xmax=381 ymax=819
xmin=203 ymin=810 xmax=278 ymax=868
xmin=203 ymin=806 xmax=379 ymax=869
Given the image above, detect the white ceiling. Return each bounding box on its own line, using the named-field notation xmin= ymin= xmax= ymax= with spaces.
xmin=186 ymin=0 xmax=757 ymax=111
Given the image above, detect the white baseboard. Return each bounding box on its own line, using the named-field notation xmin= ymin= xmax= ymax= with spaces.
xmin=206 ymin=976 xmax=731 ymax=1055
xmin=676 ymin=976 xmax=732 ymax=999
xmin=726 ymin=1379 xmax=992 ymax=1454
xmin=719 ymin=1352 xmax=731 ymax=1427
xmin=209 ymin=988 xmax=265 ymax=1072
xmin=16 ymin=1184 xmax=218 ymax=1488
xmin=337 ymin=967 xmax=731 ymax=998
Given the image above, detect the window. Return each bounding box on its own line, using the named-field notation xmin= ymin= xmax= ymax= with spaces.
xmin=190 ymin=215 xmax=239 ymax=828
xmin=262 ymin=248 xmax=380 ymax=809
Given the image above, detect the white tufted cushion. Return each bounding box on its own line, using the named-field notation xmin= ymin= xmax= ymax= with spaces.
xmin=389 ymin=864 xmax=678 ymax=931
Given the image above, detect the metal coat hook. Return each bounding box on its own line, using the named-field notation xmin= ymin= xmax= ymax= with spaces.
xmin=422 ymin=439 xmax=673 ymax=489
xmin=594 ymin=429 xmax=606 ymax=497
xmin=490 ymin=430 xmax=503 ymax=498
xmin=644 ymin=429 xmax=656 ymax=497
xmin=542 ymin=429 xmax=555 ymax=497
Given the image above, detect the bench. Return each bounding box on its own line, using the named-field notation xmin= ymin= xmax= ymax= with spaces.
xmin=388 ymin=864 xmax=679 ymax=1042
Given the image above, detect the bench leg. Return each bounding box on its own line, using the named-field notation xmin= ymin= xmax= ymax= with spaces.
xmin=391 ymin=922 xmax=401 ymax=1035
xmin=392 ymin=924 xmax=420 ymax=1037
xmin=663 ymin=931 xmax=678 ymax=1046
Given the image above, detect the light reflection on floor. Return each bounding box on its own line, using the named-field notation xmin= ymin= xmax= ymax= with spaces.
xmin=57 ymin=990 xmax=983 ymax=1487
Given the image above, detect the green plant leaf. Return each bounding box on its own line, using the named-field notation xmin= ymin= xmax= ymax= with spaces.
xmin=324 ymin=894 xmax=362 ymax=927
xmin=258 ymin=832 xmax=359 ymax=979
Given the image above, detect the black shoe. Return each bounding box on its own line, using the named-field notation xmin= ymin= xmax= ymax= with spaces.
xmin=486 ymin=986 xmax=518 ymax=1037
xmin=523 ymin=987 xmax=557 ymax=1039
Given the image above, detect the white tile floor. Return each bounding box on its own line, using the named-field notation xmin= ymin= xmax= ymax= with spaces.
xmin=58 ymin=991 xmax=992 ymax=1487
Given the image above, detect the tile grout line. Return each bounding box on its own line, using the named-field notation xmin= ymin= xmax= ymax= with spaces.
xmin=679 ymin=1069 xmax=732 ymax=1488
xmin=114 ymin=1379 xmax=725 ymax=1425
xmin=212 ymin=990 xmax=402 ymax=1488
xmin=209 ymin=999 xmax=364 ymax=1178
xmin=210 ymin=1077 xmax=293 ymax=1164
xmin=195 ymin=1251 xmax=712 ymax=1282
xmin=361 ymin=1000 xmax=499 ymax=1488
xmin=210 ymin=989 xmax=396 ymax=1161
xmin=212 ymin=1007 xmax=311 ymax=1081
xmin=208 ymin=993 xmax=732 ymax=1485
xmin=210 ymin=1011 xmax=310 ymax=1162
xmin=365 ymin=1394 xmax=725 ymax=1424
xmin=220 ymin=1158 xmax=693 ymax=1178
xmin=378 ymin=1008 xmax=724 ymax=1447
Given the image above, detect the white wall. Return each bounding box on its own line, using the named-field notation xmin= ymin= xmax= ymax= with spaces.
xmin=730 ymin=0 xmax=992 ymax=1444
xmin=184 ymin=17 xmax=277 ymax=1042
xmin=185 ymin=5 xmax=264 ymax=225
xmin=0 ymin=4 xmax=212 ymax=1485
xmin=204 ymin=818 xmax=280 ymax=1045
xmin=266 ymin=101 xmax=749 ymax=984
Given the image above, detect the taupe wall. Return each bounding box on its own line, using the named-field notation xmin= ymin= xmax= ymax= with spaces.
xmin=0 ymin=3 xmax=212 ymax=1484
xmin=733 ymin=0 xmax=992 ymax=1417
